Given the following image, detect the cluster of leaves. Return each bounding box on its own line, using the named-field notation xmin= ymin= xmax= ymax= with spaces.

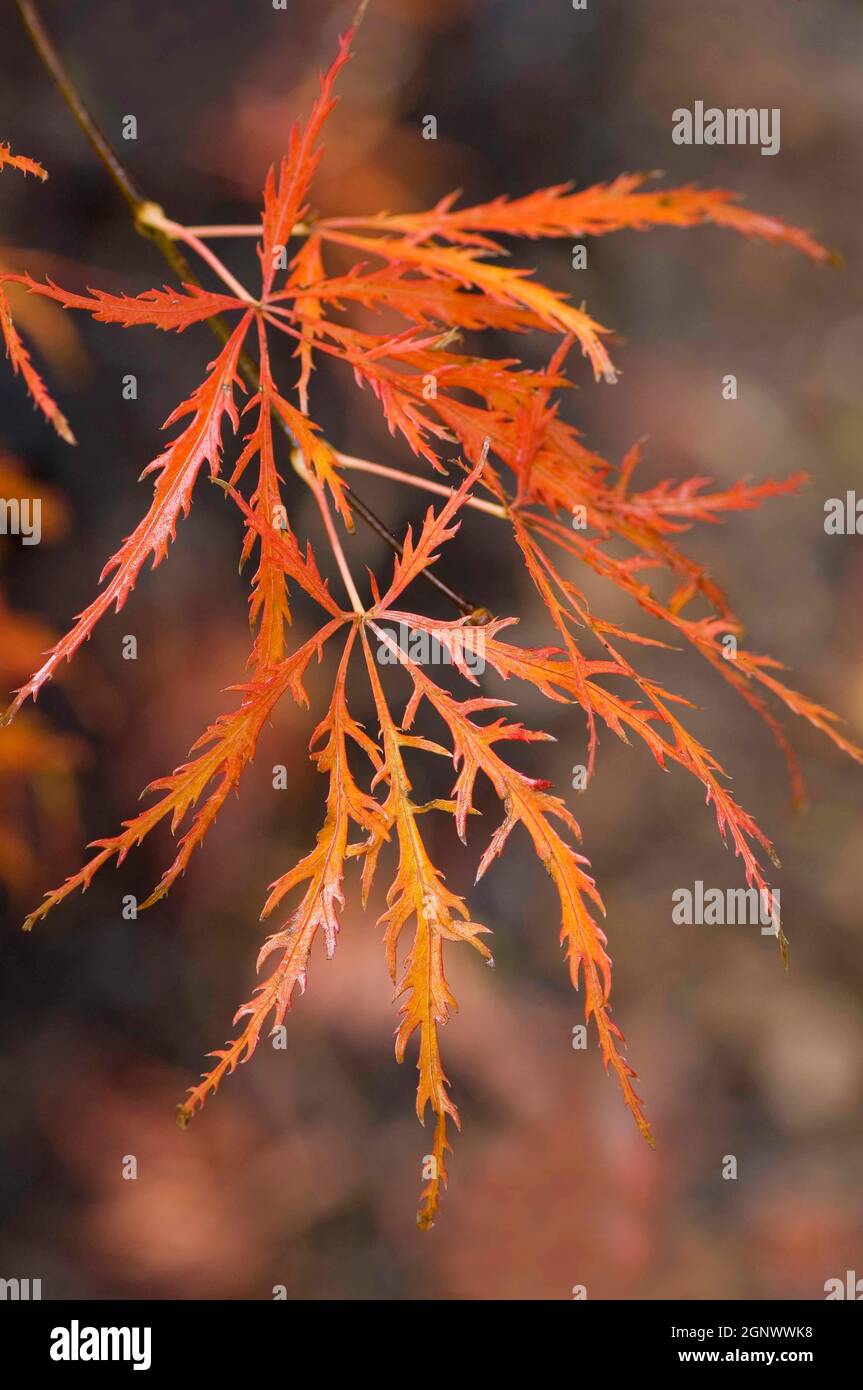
xmin=3 ymin=26 xmax=860 ymax=1227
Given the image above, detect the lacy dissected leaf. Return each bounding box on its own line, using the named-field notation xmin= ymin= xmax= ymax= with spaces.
xmin=23 ymin=619 xmax=344 ymax=932
xmin=9 ymin=274 xmax=246 ymax=331
xmin=284 ymin=233 xmax=327 ymax=413
xmin=274 ymin=398 xmax=351 ymax=524
xmin=362 ymin=629 xmax=491 ymax=1226
xmin=510 ymin=514 xmax=784 ymax=896
xmin=265 ymin=314 xmax=457 ymax=468
xmin=372 ymin=454 xmax=486 ymax=611
xmin=0 ymin=146 xmax=75 ymax=440
xmin=219 ymin=474 xmax=345 ymax=621
xmin=1 ymin=284 xmax=75 ymax=442
xmin=7 ymin=313 xmax=252 ymax=716
xmin=227 ymin=319 xmax=332 ymax=667
xmin=518 ymin=502 xmax=863 ymax=803
xmin=278 ymin=264 xmax=545 ymax=334
xmin=373 ymin=627 xmax=652 ymax=1148
xmin=231 ymin=400 xmax=293 ymax=668
xmin=327 ymin=174 xmax=833 ymax=262
xmin=8 ymin=16 xmax=861 ymax=1237
xmin=316 ymin=225 xmax=618 ymax=383
xmin=259 ymin=26 xmax=355 ymax=296
xmin=178 ymin=628 xmax=387 ymax=1122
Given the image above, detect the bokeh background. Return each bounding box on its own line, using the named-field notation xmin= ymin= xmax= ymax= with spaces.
xmin=1 ymin=0 xmax=861 ymax=1300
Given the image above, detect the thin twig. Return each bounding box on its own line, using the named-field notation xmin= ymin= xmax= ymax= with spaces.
xmin=139 ymin=206 xmax=258 ymax=304
xmin=14 ymin=0 xmax=142 ymax=211
xmin=291 ymin=452 xmax=364 ymax=614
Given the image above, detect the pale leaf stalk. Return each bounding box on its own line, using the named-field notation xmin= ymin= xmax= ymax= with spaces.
xmin=137 ymin=204 xmax=258 ymax=304
xmin=334 ymin=451 xmax=508 ymax=520
xmin=292 ymin=448 xmax=365 ymax=614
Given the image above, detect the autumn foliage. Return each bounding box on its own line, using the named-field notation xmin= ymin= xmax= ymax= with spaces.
xmin=3 ymin=22 xmax=860 ymax=1228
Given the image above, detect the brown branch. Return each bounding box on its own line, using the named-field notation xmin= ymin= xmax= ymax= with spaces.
xmin=15 ymin=1 xmax=143 ymax=211
xmin=13 ymin=0 xmax=483 ymax=620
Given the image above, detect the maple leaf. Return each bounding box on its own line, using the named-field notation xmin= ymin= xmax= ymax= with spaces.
xmin=177 ymin=628 xmax=385 ymax=1121
xmin=6 ymin=15 xmax=861 ymax=1231
xmin=361 ymin=628 xmax=492 ymax=1227
xmin=258 ymin=26 xmax=356 ymax=297
xmin=312 ymin=227 xmax=619 ymax=383
xmin=6 ymin=313 xmax=252 ymax=717
xmin=1 ymin=285 xmax=75 ymax=443
xmin=9 ymin=275 xmax=246 ymax=331
xmin=349 ymin=174 xmax=835 ymax=263
xmin=22 ymin=620 xmax=345 ymax=933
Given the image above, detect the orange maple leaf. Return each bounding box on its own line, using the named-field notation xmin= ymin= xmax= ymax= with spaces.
xmin=4 ymin=17 xmax=859 ymax=1231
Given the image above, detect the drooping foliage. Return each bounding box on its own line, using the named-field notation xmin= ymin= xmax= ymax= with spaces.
xmin=3 ymin=21 xmax=859 ymax=1227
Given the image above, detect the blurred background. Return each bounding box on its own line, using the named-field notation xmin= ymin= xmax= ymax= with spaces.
xmin=1 ymin=0 xmax=861 ymax=1300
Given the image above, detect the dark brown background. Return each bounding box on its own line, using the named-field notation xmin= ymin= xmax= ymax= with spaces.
xmin=1 ymin=0 xmax=861 ymax=1299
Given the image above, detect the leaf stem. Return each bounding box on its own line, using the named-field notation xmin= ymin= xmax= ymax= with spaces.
xmin=137 ymin=205 xmax=258 ymax=303
xmin=13 ymin=0 xmax=143 ymax=212
xmin=184 ymin=223 xmax=268 ymax=239
xmin=335 ymin=451 xmax=508 ymax=520
xmin=291 ymin=450 xmax=365 ymax=615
